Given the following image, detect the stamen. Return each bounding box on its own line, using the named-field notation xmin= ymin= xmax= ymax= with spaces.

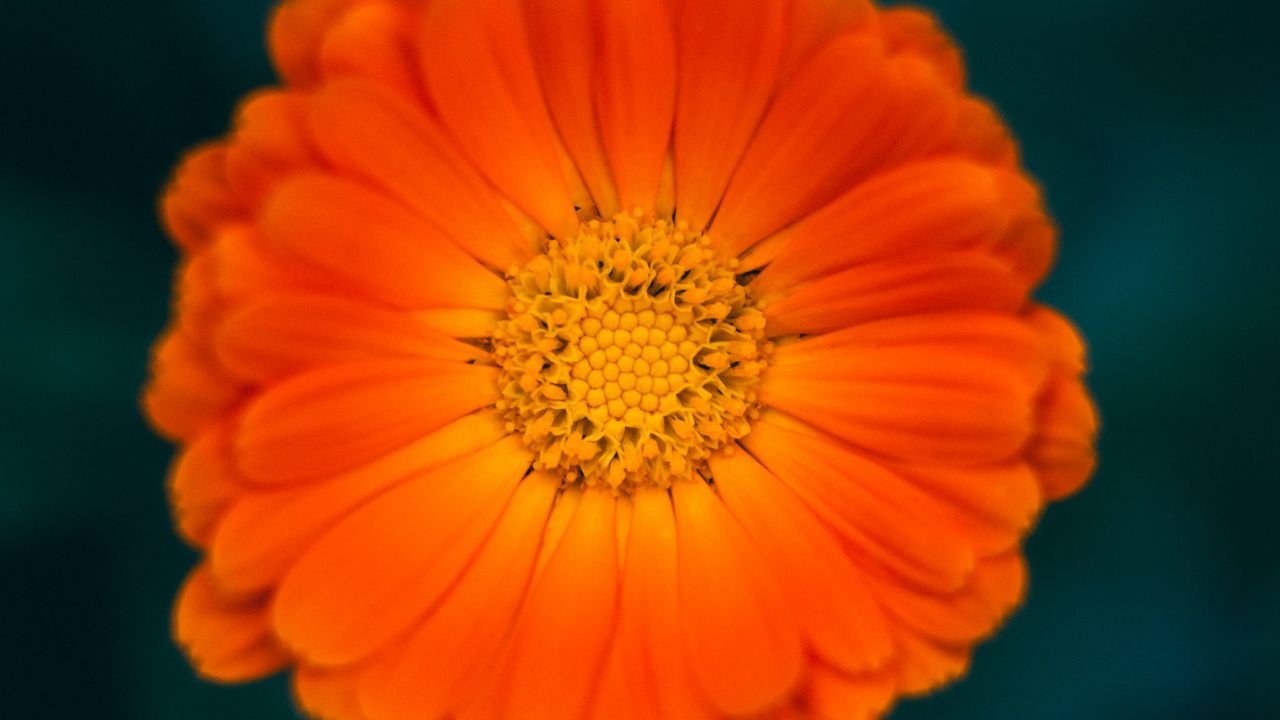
xmin=494 ymin=211 xmax=770 ymax=492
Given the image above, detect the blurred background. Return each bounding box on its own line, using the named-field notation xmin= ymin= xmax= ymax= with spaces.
xmin=1 ymin=0 xmax=1276 ymax=718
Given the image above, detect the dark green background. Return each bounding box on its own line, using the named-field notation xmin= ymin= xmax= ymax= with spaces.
xmin=2 ymin=1 xmax=1276 ymax=717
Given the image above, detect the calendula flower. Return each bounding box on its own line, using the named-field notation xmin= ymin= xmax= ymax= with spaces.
xmin=145 ymin=0 xmax=1098 ymax=718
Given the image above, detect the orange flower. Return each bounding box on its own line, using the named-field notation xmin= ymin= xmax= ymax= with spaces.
xmin=146 ymin=1 xmax=1099 ymax=718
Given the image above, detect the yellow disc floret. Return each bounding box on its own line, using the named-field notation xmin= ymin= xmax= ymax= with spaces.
xmin=493 ymin=211 xmax=769 ymax=491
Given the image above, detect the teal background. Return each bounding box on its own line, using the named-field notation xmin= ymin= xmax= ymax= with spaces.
xmin=1 ymin=1 xmax=1277 ymax=717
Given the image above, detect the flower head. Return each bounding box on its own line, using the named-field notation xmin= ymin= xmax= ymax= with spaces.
xmin=146 ymin=1 xmax=1098 ymax=718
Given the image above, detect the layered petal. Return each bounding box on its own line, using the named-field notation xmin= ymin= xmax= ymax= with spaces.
xmin=211 ymin=412 xmax=507 ymax=595
xmin=525 ymin=0 xmax=619 ymax=217
xmin=761 ymin=314 xmax=1047 ymax=465
xmin=594 ymin=0 xmax=676 ymax=214
xmin=711 ymin=450 xmax=893 ymax=674
xmin=418 ymin=0 xmax=579 ymax=237
xmin=272 ymin=436 xmax=532 ymax=665
xmin=235 ymin=359 xmax=499 ymax=484
xmin=498 ymin=487 xmax=621 ymax=720
xmin=359 ymin=472 xmax=559 ymax=720
xmin=752 ymin=160 xmax=1043 ymax=297
xmin=262 ymin=173 xmax=509 ymax=310
xmin=215 ymin=292 xmax=483 ymax=383
xmin=763 ymin=252 xmax=1028 ymax=336
xmin=307 ymin=81 xmax=531 ymax=270
xmin=174 ymin=565 xmax=289 ymax=683
xmin=672 ymin=479 xmax=803 ymax=716
xmin=1027 ymin=306 xmax=1099 ymax=499
xmin=672 ymin=0 xmax=788 ymax=231
xmin=169 ymin=426 xmax=243 ymax=547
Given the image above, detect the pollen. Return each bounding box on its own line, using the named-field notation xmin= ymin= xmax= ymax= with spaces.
xmin=493 ymin=211 xmax=770 ymax=491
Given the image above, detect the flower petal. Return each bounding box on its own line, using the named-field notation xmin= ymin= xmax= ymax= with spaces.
xmin=169 ymin=426 xmax=244 ymax=548
xmin=594 ymin=0 xmax=676 ymax=215
xmin=621 ymin=487 xmax=718 ymax=720
xmin=869 ymin=552 xmax=1025 ymax=645
xmin=174 ymin=565 xmax=289 ymax=683
xmin=762 ymin=313 xmax=1046 ymax=465
xmin=224 ymin=91 xmax=318 ymax=211
xmin=261 ymin=173 xmax=508 ymax=310
xmin=268 ymin=0 xmax=355 ymax=89
xmin=418 ymin=0 xmax=579 ymax=237
xmin=752 ymin=160 xmax=1033 ymax=296
xmin=358 ymin=471 xmax=559 ymax=720
xmin=307 ymin=81 xmax=531 ymax=270
xmin=236 ymin=359 xmax=499 ymax=484
xmin=526 ymin=0 xmax=620 ymax=217
xmin=763 ymin=252 xmax=1028 ymax=337
xmin=294 ymin=665 xmax=367 ymax=720
xmin=499 ymin=487 xmax=620 ymax=720
xmin=806 ymin=665 xmax=897 ymax=720
xmin=894 ymin=628 xmax=971 ymax=696
xmin=272 ymin=436 xmax=532 ymax=665
xmin=712 ymin=34 xmax=896 ymax=256
xmin=672 ymin=479 xmax=803 ymax=716
xmin=672 ymin=0 xmax=788 ymax=231
xmin=1027 ymin=306 xmax=1099 ymax=500
xmin=211 ymin=412 xmax=507 ymax=595
xmin=144 ymin=330 xmax=245 ymax=442
xmin=710 ymin=449 xmax=893 ymax=674
xmin=317 ymin=2 xmax=421 ymax=97
xmin=781 ymin=0 xmax=876 ymax=78
xmin=161 ymin=144 xmax=243 ymax=253
xmin=215 ymin=292 xmax=484 ymax=384
xmin=880 ymin=7 xmax=964 ymax=89
xmin=744 ymin=413 xmax=976 ymax=593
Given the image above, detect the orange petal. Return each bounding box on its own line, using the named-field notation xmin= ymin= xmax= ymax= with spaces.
xmin=317 ymin=2 xmax=422 ymax=98
xmin=781 ymin=0 xmax=876 ymax=78
xmin=261 ymin=173 xmax=508 ymax=310
xmin=763 ymin=252 xmax=1029 ymax=337
xmin=672 ymin=0 xmax=787 ymax=231
xmin=143 ymin=330 xmax=245 ymax=442
xmin=869 ymin=552 xmax=1025 ymax=645
xmin=358 ymin=472 xmax=559 ymax=720
xmin=880 ymin=6 xmax=964 ymax=89
xmin=594 ymin=0 xmax=676 ymax=214
xmin=272 ymin=436 xmax=532 ymax=666
xmin=621 ymin=487 xmax=718 ymax=720
xmin=710 ymin=450 xmax=893 ymax=674
xmin=752 ymin=160 xmax=1025 ymax=296
xmin=210 ymin=225 xmax=348 ymax=303
xmin=952 ymin=97 xmax=1019 ymax=166
xmin=307 ymin=81 xmax=530 ymax=270
xmin=225 ymin=91 xmax=318 ymax=211
xmin=1027 ymin=306 xmax=1098 ymax=500
xmin=525 ymin=0 xmax=620 ymax=217
xmin=762 ymin=314 xmax=1046 ymax=465
xmin=417 ymin=308 xmax=503 ymax=339
xmin=806 ymin=665 xmax=897 ymax=720
xmin=672 ymin=479 xmax=803 ymax=716
xmin=235 ymin=358 xmax=498 ymax=484
xmin=418 ymin=0 xmax=579 ymax=238
xmin=160 ymin=144 xmax=243 ymax=254
xmin=294 ymin=664 xmax=367 ymax=720
xmin=215 ymin=292 xmax=483 ymax=384
xmin=894 ymin=627 xmax=971 ymax=696
xmin=888 ymin=461 xmax=1042 ymax=539
xmin=169 ymin=426 xmax=243 ymax=547
xmin=268 ymin=0 xmax=356 ymax=89
xmin=211 ymin=412 xmax=507 ymax=595
xmin=713 ymin=34 xmax=899 ymax=256
xmin=174 ymin=565 xmax=289 ymax=683
xmin=499 ymin=487 xmax=620 ymax=720
xmin=743 ymin=413 xmax=975 ymax=593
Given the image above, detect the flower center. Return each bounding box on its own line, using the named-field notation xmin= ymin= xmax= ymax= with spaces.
xmin=493 ymin=211 xmax=770 ymax=491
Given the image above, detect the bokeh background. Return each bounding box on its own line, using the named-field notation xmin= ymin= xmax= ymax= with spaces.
xmin=2 ymin=0 xmax=1277 ymax=718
